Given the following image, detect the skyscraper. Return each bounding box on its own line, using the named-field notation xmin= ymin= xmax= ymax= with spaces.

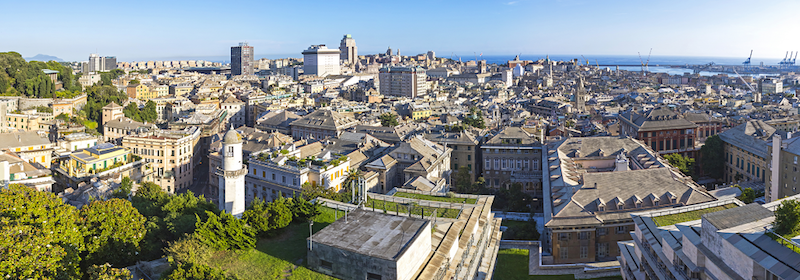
xmin=339 ymin=34 xmax=357 ymax=65
xmin=88 ymin=54 xmax=101 ymax=72
xmin=231 ymin=42 xmax=254 ymax=76
xmin=302 ymin=45 xmax=341 ymax=77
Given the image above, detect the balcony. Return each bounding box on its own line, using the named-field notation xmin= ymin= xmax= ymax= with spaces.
xmin=511 ymin=171 xmax=543 ymax=180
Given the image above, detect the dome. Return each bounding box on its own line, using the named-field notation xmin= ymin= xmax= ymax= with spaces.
xmin=222 ymin=128 xmax=243 ymax=144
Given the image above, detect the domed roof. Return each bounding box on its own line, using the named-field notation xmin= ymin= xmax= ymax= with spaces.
xmin=222 ymin=128 xmax=243 ymax=144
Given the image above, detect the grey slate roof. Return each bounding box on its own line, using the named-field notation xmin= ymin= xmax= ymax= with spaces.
xmin=618 ymin=107 xmax=697 ymax=132
xmin=290 ymin=109 xmax=357 ymax=131
xmin=718 ymin=120 xmax=778 ymax=159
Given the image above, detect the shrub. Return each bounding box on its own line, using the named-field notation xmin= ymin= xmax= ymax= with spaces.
xmin=774 ymin=199 xmax=800 ymax=235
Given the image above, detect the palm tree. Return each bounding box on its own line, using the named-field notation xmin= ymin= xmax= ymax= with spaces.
xmin=344 ymin=169 xmax=363 ymax=204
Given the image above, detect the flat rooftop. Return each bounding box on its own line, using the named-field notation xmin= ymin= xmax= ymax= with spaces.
xmin=310 ymin=209 xmax=429 ymax=261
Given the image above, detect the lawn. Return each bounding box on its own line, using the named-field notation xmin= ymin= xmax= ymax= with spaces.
xmin=206 ymin=207 xmax=344 ymax=280
xmin=366 ymin=197 xmax=462 ymax=219
xmin=394 ymin=192 xmax=478 ymax=204
xmin=651 ymin=204 xmax=738 ymax=227
xmin=494 ymin=249 xmax=623 ymax=280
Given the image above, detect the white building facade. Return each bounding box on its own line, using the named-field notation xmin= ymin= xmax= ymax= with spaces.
xmin=302 ymin=45 xmax=341 ymax=77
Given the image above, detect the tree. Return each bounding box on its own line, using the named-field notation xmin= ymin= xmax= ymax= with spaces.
xmin=700 ymin=135 xmax=724 ymax=179
xmin=112 ymin=176 xmax=133 ymax=199
xmin=379 ymin=113 xmax=399 ymax=127
xmin=664 ymin=153 xmax=695 ymax=178
xmin=463 ymin=107 xmax=486 ymax=129
xmin=453 ymin=166 xmax=473 ymax=193
xmin=737 ymin=185 xmax=756 ymax=204
xmin=87 ymin=263 xmax=133 ymax=280
xmin=164 ymin=234 xmax=214 ymax=265
xmin=774 ymin=199 xmax=800 ymax=235
xmin=0 ymin=184 xmax=84 ymax=279
xmin=242 ymin=197 xmax=271 ymax=236
xmin=194 ymin=211 xmax=256 ymax=251
xmin=162 ymin=261 xmax=239 ymax=280
xmin=81 ymin=198 xmax=147 ymax=268
xmin=287 ymin=195 xmax=320 ymax=223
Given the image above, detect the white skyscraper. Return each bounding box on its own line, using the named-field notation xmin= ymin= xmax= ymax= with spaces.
xmin=302 ymin=45 xmax=341 ymax=77
xmin=218 ymin=128 xmax=247 ymax=217
xmin=339 ymin=34 xmax=358 ymax=66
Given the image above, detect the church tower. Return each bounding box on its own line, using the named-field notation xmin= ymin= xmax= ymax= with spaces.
xmin=218 ymin=127 xmax=247 ymax=217
xmin=576 ymin=76 xmax=586 ymax=114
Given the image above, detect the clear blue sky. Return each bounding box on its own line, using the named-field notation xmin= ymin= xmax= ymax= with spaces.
xmin=3 ymin=0 xmax=799 ymax=62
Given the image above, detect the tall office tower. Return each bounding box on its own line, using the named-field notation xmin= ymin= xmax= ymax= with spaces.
xmin=302 ymin=45 xmax=341 ymax=77
xmin=231 ymin=42 xmax=254 ymax=76
xmin=379 ymin=66 xmax=427 ymax=98
xmin=88 ymin=54 xmax=102 ymax=72
xmin=427 ymin=51 xmax=436 ymax=60
xmin=103 ymin=56 xmax=117 ymax=71
xmin=339 ymin=34 xmax=358 ymax=66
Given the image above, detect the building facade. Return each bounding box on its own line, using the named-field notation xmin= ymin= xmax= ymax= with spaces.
xmin=302 ymin=45 xmax=341 ymax=77
xmin=231 ymin=42 xmax=254 ymax=76
xmin=122 ymin=126 xmax=201 ymax=193
xmin=618 ymin=108 xmax=698 ymax=156
xmin=379 ymin=66 xmax=427 ymax=98
xmin=481 ymin=127 xmax=543 ymax=192
xmin=338 ymin=34 xmax=358 ymax=66
xmin=718 ymin=120 xmax=776 ymax=184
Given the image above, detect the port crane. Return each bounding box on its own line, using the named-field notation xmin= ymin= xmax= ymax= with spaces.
xmin=581 ymin=55 xmax=589 ymax=66
xmin=637 ymin=48 xmax=653 ymax=73
xmin=742 ymin=50 xmax=752 ymax=67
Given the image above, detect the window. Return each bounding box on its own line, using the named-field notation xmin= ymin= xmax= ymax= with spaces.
xmin=467 ymin=155 xmax=471 ymax=161
xmin=282 ymin=176 xmax=286 ymax=183
xmin=560 ymin=247 xmax=568 ymax=259
xmin=320 ymin=260 xmax=333 ymax=271
xmin=597 ymin=243 xmax=608 ymax=258
xmin=272 ymin=174 xmax=276 ymax=180
xmin=597 ymin=228 xmax=607 ymax=236
xmin=485 ymin=159 xmax=491 ymax=170
xmin=559 ymin=233 xmax=570 ymax=241
xmin=580 ymin=246 xmax=588 ymax=258
xmin=616 ymin=226 xmax=627 ymax=234
xmin=367 ymin=273 xmax=382 ymax=280
xmin=579 ymin=232 xmax=589 ymax=240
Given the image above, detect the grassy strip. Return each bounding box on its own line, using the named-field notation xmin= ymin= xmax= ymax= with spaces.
xmin=766 ymin=230 xmax=800 ymax=255
xmin=206 ymin=207 xmax=343 ymax=280
xmin=366 ymin=197 xmax=461 ymax=219
xmin=394 ymin=192 xmax=477 ymax=204
xmin=652 ymin=204 xmax=738 ymax=227
xmin=494 ymin=249 xmax=623 ymax=280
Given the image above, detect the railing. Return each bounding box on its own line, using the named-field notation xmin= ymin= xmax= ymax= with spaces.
xmin=510 ymin=171 xmax=543 ymax=180
xmin=764 ymin=227 xmax=800 ymax=253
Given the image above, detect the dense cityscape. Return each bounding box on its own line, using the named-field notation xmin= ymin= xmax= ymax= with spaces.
xmin=3 ymin=3 xmax=800 ymax=280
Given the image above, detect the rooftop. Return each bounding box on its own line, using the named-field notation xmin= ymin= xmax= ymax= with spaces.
xmin=309 ymin=209 xmax=429 ymax=260
xmin=703 ymin=203 xmax=773 ymax=230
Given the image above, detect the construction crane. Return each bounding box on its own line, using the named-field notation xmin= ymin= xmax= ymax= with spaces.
xmin=645 ymin=48 xmax=652 ymax=72
xmin=638 ymin=52 xmax=645 ymax=72
xmin=581 ymin=55 xmax=589 ymax=66
xmin=742 ymin=50 xmax=752 ymax=67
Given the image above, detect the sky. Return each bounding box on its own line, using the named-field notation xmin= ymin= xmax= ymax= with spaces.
xmin=2 ymin=0 xmax=799 ymax=62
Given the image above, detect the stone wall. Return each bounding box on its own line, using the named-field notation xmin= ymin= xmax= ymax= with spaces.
xmin=308 ymin=242 xmax=398 ymax=280
xmin=19 ymin=97 xmax=53 ymax=110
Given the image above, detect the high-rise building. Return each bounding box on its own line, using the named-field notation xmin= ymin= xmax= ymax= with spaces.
xmin=231 ymin=42 xmax=254 ymax=76
xmin=426 ymin=51 xmax=435 ymax=60
xmin=218 ymin=128 xmax=247 ymax=217
xmin=88 ymin=54 xmax=102 ymax=73
xmin=576 ymin=76 xmax=586 ymax=113
xmin=338 ymin=34 xmax=357 ymax=66
xmin=378 ymin=66 xmax=427 ymax=98
xmin=103 ymin=56 xmax=117 ymax=71
xmin=302 ymin=45 xmax=340 ymax=77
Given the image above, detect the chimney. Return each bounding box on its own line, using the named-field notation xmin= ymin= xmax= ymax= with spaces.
xmin=788 ymin=132 xmax=792 ymax=139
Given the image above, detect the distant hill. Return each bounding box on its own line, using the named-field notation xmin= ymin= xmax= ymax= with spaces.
xmin=24 ymin=54 xmax=63 ymax=62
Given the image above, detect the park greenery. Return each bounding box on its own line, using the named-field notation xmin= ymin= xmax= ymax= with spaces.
xmin=123 ymin=100 xmax=158 ymax=123
xmin=379 ymin=112 xmax=399 ymax=127
xmin=0 ymin=52 xmax=81 ymax=97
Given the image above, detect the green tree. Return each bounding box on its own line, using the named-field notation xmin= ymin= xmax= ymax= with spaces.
xmin=112 ymin=176 xmax=134 ymax=199
xmin=87 ymin=263 xmax=133 ymax=280
xmin=737 ymin=185 xmax=756 ymax=204
xmin=162 ymin=261 xmax=239 ymax=280
xmin=81 ymin=198 xmax=147 ymax=267
xmin=194 ymin=211 xmax=256 ymax=250
xmin=700 ymin=134 xmax=724 ymax=179
xmin=242 ymin=197 xmax=271 ymax=236
xmin=0 ymin=184 xmax=84 ymax=279
xmin=774 ymin=199 xmax=800 ymax=235
xmin=287 ymin=195 xmax=320 ymax=223
xmin=142 ymin=100 xmax=158 ymax=122
xmin=664 ymin=153 xmax=695 ymax=178
xmin=453 ymin=166 xmax=473 ymax=193
xmin=463 ymin=107 xmax=486 ymax=129
xmin=379 ymin=112 xmax=399 ymax=127
xmin=164 ymin=234 xmax=214 ymax=265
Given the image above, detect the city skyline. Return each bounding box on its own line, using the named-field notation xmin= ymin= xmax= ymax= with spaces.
xmin=2 ymin=0 xmax=800 ymax=62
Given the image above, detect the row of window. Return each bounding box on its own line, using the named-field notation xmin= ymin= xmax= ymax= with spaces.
xmin=557 ymin=226 xmax=629 ymax=242
xmin=559 ymin=242 xmax=611 ymax=259
xmin=484 ymin=158 xmax=540 ymax=171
